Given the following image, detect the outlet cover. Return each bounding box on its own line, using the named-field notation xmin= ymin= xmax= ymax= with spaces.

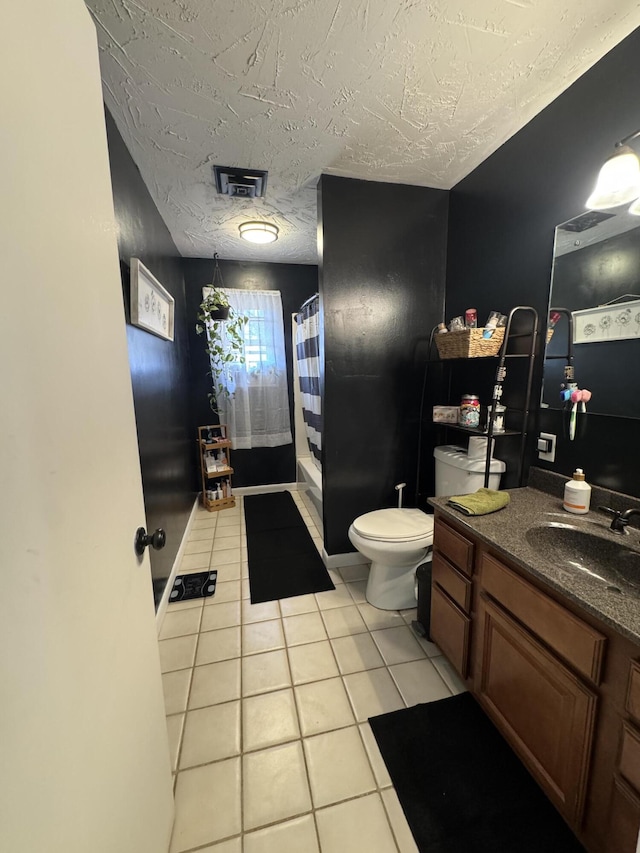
xmin=538 ymin=432 xmax=556 ymax=463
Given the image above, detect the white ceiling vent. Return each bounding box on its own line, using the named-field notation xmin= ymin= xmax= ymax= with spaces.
xmin=213 ymin=166 xmax=268 ymax=199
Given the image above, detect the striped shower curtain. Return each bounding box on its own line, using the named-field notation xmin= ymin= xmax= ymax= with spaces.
xmin=295 ymin=295 xmax=322 ymax=465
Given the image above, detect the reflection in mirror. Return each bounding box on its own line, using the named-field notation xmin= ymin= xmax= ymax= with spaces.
xmin=542 ymin=208 xmax=640 ymax=419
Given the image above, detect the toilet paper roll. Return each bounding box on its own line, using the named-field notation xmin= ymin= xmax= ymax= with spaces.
xmin=467 ymin=436 xmax=495 ymax=459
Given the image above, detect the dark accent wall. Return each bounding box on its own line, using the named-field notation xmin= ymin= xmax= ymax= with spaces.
xmin=319 ymin=175 xmax=449 ymax=554
xmin=446 ymin=27 xmax=640 ymax=498
xmin=182 ymin=259 xmax=318 ymax=488
xmin=105 ymin=111 xmax=196 ymax=607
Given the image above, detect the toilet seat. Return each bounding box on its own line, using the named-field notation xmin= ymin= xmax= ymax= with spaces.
xmin=352 ymin=508 xmax=434 ymax=542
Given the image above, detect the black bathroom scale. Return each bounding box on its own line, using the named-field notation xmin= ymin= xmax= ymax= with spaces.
xmin=169 ymin=570 xmax=217 ymax=602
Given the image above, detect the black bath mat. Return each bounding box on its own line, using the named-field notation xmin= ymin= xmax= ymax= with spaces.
xmin=169 ymin=570 xmax=217 ymax=602
xmin=244 ymin=491 xmax=334 ymax=604
xmin=369 ymin=692 xmax=585 ymax=853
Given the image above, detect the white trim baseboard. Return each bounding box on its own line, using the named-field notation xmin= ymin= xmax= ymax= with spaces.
xmin=156 ymin=496 xmax=200 ymax=631
xmin=321 ymin=548 xmax=369 ymax=570
xmin=233 ymin=482 xmax=298 ymax=496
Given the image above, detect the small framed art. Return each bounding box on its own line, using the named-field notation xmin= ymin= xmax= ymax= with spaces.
xmin=130 ymin=257 xmax=175 ymax=341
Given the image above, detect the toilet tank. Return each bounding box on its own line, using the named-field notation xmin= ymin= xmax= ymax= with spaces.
xmin=433 ymin=445 xmax=506 ymax=496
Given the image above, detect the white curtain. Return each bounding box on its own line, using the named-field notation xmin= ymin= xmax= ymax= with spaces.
xmin=204 ymin=287 xmax=292 ymax=449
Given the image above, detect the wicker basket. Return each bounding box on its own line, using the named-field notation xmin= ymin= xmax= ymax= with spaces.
xmin=435 ymin=327 xmax=505 ymax=359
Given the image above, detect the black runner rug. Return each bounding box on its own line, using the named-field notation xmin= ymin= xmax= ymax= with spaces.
xmin=244 ymin=491 xmax=334 ymax=604
xmin=369 ymin=692 xmax=585 ymax=853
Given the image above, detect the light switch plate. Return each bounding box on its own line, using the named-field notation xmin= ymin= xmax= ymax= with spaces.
xmin=538 ymin=432 xmax=556 ymax=463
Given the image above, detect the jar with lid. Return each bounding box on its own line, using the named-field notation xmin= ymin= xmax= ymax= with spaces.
xmin=459 ymin=394 xmax=480 ymax=429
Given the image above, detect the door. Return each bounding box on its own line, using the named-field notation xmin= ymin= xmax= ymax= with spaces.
xmin=0 ymin=3 xmax=174 ymax=852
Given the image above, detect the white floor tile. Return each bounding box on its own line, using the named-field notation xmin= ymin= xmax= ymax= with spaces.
xmin=327 ymin=568 xmax=344 ymax=586
xmin=188 ymin=527 xmax=216 ymax=541
xmin=243 ymin=814 xmax=319 ymax=853
xmin=210 ymin=559 xmax=242 ymax=580
xmin=294 ymin=677 xmax=355 ymax=736
xmin=282 ymin=611 xmax=327 ymax=646
xmin=180 ymin=552 xmax=211 ymax=572
xmin=215 ymin=525 xmax=242 ymax=539
xmin=320 ymin=605 xmax=368 ymax=638
xmin=159 ymin=607 xmax=202 ymax=640
xmin=389 ymin=659 xmax=451 ymax=706
xmin=211 ymin=546 xmax=242 ymax=565
xmin=192 ymin=515 xmax=217 ymax=529
xmin=359 ymin=722 xmax=392 ymax=788
xmin=314 ymin=585 xmax=355 ymax=610
xmin=431 ymin=654 xmax=468 ymax=695
xmin=180 ymin=701 xmax=241 ymax=768
xmin=316 ymin=793 xmax=397 ymax=853
xmin=170 ymin=758 xmax=241 ymax=852
xmin=213 ymin=536 xmax=241 ymax=552
xmin=279 ymin=593 xmax=318 ymax=617
xmin=242 ymin=619 xmax=285 ymax=655
xmin=343 ymin=669 xmax=404 ymax=722
xmin=201 ymin=600 xmax=241 ymax=632
xmin=243 ymin=741 xmax=312 ymax=831
xmin=357 ymin=601 xmax=406 ymax=631
xmin=304 ymin=725 xmax=376 ymax=808
xmin=184 ymin=539 xmax=213 ymax=555
xmin=330 ymin=633 xmax=384 ymax=675
xmin=288 ymin=640 xmax=340 ymax=685
xmin=241 ymin=578 xmax=251 ymax=599
xmin=345 ymin=579 xmax=368 ymax=603
xmin=197 ymin=838 xmax=241 ymax=853
xmin=371 ymin=625 xmax=427 ymax=665
xmin=166 ymin=713 xmax=184 ymax=773
xmin=338 ymin=564 xmax=370 ymax=583
xmin=382 ymin=788 xmax=419 ymax=853
xmin=162 ymin=669 xmax=192 ymax=716
xmin=166 ymin=597 xmax=205 ymax=612
xmin=242 ymin=688 xmax=300 ymax=752
xmin=242 ymin=649 xmax=291 ymax=696
xmin=242 ymin=598 xmax=281 ymax=624
xmin=196 ymin=627 xmax=241 ymax=665
xmin=189 ymin=658 xmax=241 ymax=709
xmin=159 ymin=634 xmax=198 ymax=673
xmin=206 ymin=580 xmax=241 ymax=604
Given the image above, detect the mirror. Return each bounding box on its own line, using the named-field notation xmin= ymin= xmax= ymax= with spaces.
xmin=542 ymin=208 xmax=640 ymax=419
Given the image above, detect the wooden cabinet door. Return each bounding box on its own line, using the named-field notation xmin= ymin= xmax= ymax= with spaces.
xmin=430 ymin=583 xmax=471 ymax=679
xmin=477 ymin=595 xmax=597 ymax=828
xmin=607 ymin=775 xmax=640 ymax=853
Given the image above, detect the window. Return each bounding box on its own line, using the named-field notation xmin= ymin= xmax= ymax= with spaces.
xmin=203 ymin=287 xmax=292 ymax=449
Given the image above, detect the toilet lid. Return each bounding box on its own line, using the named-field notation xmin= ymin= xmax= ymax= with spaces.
xmin=352 ymin=508 xmax=434 ymax=542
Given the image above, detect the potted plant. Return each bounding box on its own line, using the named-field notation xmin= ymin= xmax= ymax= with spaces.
xmin=195 ymin=255 xmax=248 ymax=413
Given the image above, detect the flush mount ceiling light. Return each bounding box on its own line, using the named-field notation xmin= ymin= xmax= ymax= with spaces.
xmin=238 ymin=221 xmax=279 ymax=244
xmin=586 ymin=130 xmax=640 ymax=210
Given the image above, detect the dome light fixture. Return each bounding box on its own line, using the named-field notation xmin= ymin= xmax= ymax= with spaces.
xmin=238 ymin=221 xmax=279 ymax=244
xmin=586 ymin=130 xmax=640 ymax=211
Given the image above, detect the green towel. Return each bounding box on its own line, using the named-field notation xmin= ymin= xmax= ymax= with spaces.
xmin=447 ymin=488 xmax=510 ymax=516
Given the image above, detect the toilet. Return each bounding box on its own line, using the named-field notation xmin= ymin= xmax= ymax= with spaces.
xmin=348 ymin=445 xmax=506 ymax=610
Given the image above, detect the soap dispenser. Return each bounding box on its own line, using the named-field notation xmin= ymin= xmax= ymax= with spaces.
xmin=563 ymin=469 xmax=591 ymax=515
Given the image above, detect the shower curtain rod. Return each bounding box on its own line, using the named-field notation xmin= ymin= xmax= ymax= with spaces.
xmin=297 ymin=292 xmax=319 ymax=313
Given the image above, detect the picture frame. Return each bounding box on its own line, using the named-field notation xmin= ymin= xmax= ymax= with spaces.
xmin=130 ymin=258 xmax=175 ymax=341
xmin=573 ymin=298 xmax=640 ymax=344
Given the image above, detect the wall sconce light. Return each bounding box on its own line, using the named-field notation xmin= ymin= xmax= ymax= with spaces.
xmin=586 ymin=129 xmax=640 ymax=212
xmin=238 ymin=221 xmax=279 ymax=244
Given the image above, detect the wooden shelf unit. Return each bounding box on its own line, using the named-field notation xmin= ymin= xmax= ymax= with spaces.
xmin=197 ymin=424 xmax=236 ymax=512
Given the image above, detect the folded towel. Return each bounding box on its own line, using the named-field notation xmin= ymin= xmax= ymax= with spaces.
xmin=447 ymin=488 xmax=510 ymax=516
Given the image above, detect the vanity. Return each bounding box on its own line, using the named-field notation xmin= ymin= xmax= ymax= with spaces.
xmin=429 ymin=483 xmax=640 ymax=853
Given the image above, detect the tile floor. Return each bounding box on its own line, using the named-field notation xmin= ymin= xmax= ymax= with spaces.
xmin=159 ymin=492 xmax=466 ymax=853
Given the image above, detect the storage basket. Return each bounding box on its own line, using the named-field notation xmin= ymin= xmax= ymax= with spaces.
xmin=435 ymin=327 xmax=505 ymax=359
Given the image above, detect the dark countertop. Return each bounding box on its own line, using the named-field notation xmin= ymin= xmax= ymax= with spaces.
xmin=429 ymin=487 xmax=640 ymax=646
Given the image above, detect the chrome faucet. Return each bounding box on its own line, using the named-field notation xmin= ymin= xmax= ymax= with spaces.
xmin=599 ymin=506 xmax=640 ymax=533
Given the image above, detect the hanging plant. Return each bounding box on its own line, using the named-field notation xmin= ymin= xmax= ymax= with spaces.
xmin=195 ymin=254 xmax=249 ymax=413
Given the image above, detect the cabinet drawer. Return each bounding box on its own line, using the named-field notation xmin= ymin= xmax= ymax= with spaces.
xmin=432 ymin=551 xmax=472 ymax=613
xmin=434 ymin=518 xmax=474 ymax=576
xmin=626 ymin=661 xmax=640 ymax=724
xmin=620 ymin=722 xmax=640 ymax=794
xmin=479 ymin=552 xmax=606 ymax=684
xmin=430 ymin=583 xmax=470 ymax=679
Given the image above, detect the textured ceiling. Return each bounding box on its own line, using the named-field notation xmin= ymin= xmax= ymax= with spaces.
xmin=87 ymin=0 xmax=640 ymax=264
